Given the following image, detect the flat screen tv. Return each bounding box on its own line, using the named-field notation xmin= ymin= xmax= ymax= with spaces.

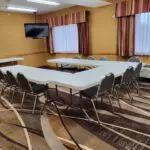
xmin=24 ymin=23 xmax=49 ymax=39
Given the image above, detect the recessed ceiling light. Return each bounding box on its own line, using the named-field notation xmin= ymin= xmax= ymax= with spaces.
xmin=27 ymin=0 xmax=60 ymax=6
xmin=7 ymin=6 xmax=37 ymax=12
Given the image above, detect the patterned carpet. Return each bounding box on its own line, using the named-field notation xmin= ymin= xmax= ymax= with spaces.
xmin=48 ymin=87 xmax=150 ymax=150
xmin=0 ymin=82 xmax=150 ymax=150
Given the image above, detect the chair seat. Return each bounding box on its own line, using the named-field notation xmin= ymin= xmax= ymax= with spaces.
xmin=32 ymin=84 xmax=48 ymax=94
xmin=80 ymin=86 xmax=98 ymax=99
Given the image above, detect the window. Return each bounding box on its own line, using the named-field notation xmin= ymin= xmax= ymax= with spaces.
xmin=135 ymin=12 xmax=150 ymax=55
xmin=52 ymin=24 xmax=79 ymax=53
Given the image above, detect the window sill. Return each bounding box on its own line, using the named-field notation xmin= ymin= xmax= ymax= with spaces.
xmin=135 ymin=53 xmax=150 ymax=56
xmin=51 ymin=52 xmax=79 ymax=54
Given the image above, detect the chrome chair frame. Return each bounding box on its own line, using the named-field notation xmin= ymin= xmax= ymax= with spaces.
xmin=79 ymin=73 xmax=120 ymax=125
xmin=6 ymin=71 xmax=21 ymax=103
xmin=0 ymin=70 xmax=15 ymax=96
xmin=17 ymin=73 xmax=48 ymax=114
xmin=132 ymin=63 xmax=143 ymax=95
xmin=114 ymin=67 xmax=135 ymax=104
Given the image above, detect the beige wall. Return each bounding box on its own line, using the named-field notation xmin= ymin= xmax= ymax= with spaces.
xmin=89 ymin=5 xmax=117 ymax=55
xmin=89 ymin=4 xmax=121 ymax=61
xmin=1 ymin=5 xmax=150 ymax=68
xmin=0 ymin=11 xmax=46 ymax=67
xmin=43 ymin=4 xmax=150 ymax=64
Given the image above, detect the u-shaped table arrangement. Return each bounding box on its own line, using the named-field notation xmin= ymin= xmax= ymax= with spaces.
xmin=1 ymin=58 xmax=138 ymax=91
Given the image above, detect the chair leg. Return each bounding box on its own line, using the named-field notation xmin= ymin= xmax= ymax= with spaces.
xmin=41 ymin=102 xmax=46 ymax=115
xmin=134 ymin=80 xmax=141 ymax=96
xmin=41 ymin=90 xmax=49 ymax=113
xmin=21 ymin=92 xmax=26 ymax=109
xmin=9 ymin=86 xmax=13 ymax=96
xmin=107 ymin=95 xmax=115 ymax=113
xmin=1 ymin=84 xmax=8 ymax=96
xmin=90 ymin=99 xmax=101 ymax=125
xmin=101 ymin=96 xmax=103 ymax=104
xmin=79 ymin=95 xmax=92 ymax=121
xmin=0 ymin=83 xmax=5 ymax=96
xmin=114 ymin=89 xmax=121 ymax=109
xmin=126 ymin=86 xmax=133 ymax=104
xmin=11 ymin=88 xmax=16 ymax=103
xmin=41 ymin=99 xmax=50 ymax=115
xmin=32 ymin=95 xmax=38 ymax=114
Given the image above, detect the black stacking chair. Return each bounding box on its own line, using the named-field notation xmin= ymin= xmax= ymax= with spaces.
xmin=115 ymin=67 xmax=135 ymax=103
xmin=17 ymin=73 xmax=48 ymax=114
xmin=99 ymin=56 xmax=108 ymax=61
xmin=87 ymin=56 xmax=96 ymax=60
xmin=80 ymin=73 xmax=117 ymax=124
xmin=6 ymin=71 xmax=21 ymax=102
xmin=132 ymin=62 xmax=142 ymax=94
xmin=0 ymin=70 xmax=11 ymax=95
xmin=0 ymin=70 xmax=6 ymax=86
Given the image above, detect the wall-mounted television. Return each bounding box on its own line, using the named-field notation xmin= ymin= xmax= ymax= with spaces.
xmin=24 ymin=23 xmax=49 ymax=39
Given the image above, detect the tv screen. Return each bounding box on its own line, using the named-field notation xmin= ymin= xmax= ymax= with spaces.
xmin=24 ymin=23 xmax=49 ymax=39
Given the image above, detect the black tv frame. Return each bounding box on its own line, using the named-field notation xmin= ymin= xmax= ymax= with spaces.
xmin=24 ymin=23 xmax=49 ymax=39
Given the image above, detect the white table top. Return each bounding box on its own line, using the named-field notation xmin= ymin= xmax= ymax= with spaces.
xmin=48 ymin=58 xmax=101 ymax=67
xmin=46 ymin=58 xmax=138 ymax=90
xmin=48 ymin=58 xmax=138 ymax=68
xmin=1 ymin=65 xmax=71 ymax=85
xmin=140 ymin=67 xmax=150 ymax=78
xmin=0 ymin=57 xmax=24 ymax=63
xmin=52 ymin=63 xmax=137 ymax=90
xmin=1 ymin=58 xmax=138 ymax=90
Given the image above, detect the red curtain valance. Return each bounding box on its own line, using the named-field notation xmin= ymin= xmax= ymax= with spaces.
xmin=116 ymin=0 xmax=150 ymax=17
xmin=42 ymin=11 xmax=88 ymax=28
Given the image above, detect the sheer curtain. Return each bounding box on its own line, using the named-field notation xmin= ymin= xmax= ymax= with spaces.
xmin=135 ymin=12 xmax=150 ymax=55
xmin=52 ymin=24 xmax=79 ymax=53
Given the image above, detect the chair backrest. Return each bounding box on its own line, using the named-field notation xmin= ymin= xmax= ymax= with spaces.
xmin=6 ymin=71 xmax=19 ymax=86
xmin=97 ymin=73 xmax=115 ymax=94
xmin=87 ymin=56 xmax=96 ymax=60
xmin=128 ymin=56 xmax=141 ymax=62
xmin=74 ymin=56 xmax=81 ymax=59
xmin=0 ymin=70 xmax=5 ymax=81
xmin=100 ymin=56 xmax=108 ymax=61
xmin=17 ymin=73 xmax=32 ymax=92
xmin=135 ymin=62 xmax=142 ymax=78
xmin=121 ymin=67 xmax=134 ymax=85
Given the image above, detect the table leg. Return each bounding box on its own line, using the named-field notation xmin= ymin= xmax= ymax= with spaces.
xmin=55 ymin=85 xmax=59 ymax=97
xmin=54 ymin=85 xmax=70 ymax=110
xmin=56 ymin=63 xmax=59 ymax=70
xmin=69 ymin=88 xmax=73 ymax=106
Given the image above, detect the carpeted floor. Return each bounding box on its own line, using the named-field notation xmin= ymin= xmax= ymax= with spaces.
xmin=45 ymin=87 xmax=150 ymax=150
xmin=0 ymin=81 xmax=150 ymax=150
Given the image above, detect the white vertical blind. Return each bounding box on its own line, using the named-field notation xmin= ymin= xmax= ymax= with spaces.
xmin=135 ymin=12 xmax=150 ymax=55
xmin=52 ymin=24 xmax=79 ymax=53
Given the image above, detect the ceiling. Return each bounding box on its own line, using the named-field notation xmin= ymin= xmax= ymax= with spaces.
xmin=0 ymin=0 xmax=112 ymax=14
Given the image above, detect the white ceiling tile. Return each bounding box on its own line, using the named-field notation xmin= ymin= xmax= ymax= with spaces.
xmin=0 ymin=0 xmax=112 ymax=14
